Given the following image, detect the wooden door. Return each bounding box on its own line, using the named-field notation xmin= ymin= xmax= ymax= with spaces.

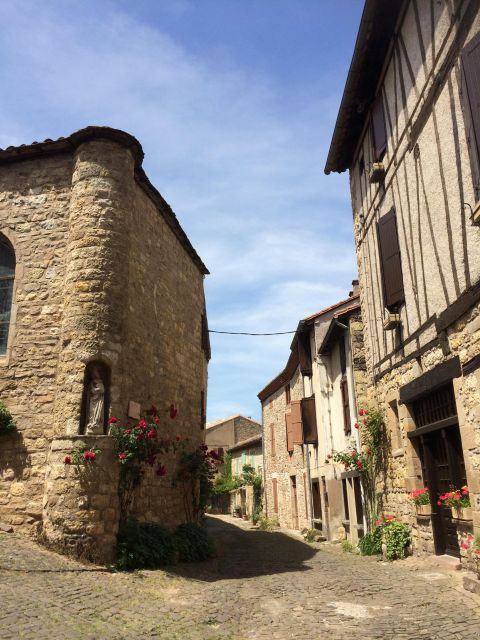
xmin=421 ymin=426 xmax=466 ymax=557
xmin=290 ymin=475 xmax=299 ymax=529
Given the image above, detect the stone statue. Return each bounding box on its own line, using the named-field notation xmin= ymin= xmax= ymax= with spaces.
xmin=85 ymin=366 xmax=105 ymax=435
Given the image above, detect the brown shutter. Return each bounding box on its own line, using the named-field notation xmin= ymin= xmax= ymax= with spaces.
xmin=371 ymin=93 xmax=387 ymax=161
xmin=460 ymin=33 xmax=480 ymax=201
xmin=298 ymin=332 xmax=312 ymax=375
xmin=201 ymin=313 xmax=211 ymax=361
xmin=272 ymin=478 xmax=278 ymax=513
xmin=301 ymin=396 xmax=318 ymax=444
xmin=291 ymin=400 xmax=303 ymax=445
xmin=285 ymin=383 xmax=291 ymax=405
xmin=340 ymin=376 xmax=351 ymax=435
xmin=285 ymin=412 xmax=294 ymax=452
xmin=270 ymin=423 xmax=276 ymax=457
xmin=377 ymin=208 xmax=404 ymax=309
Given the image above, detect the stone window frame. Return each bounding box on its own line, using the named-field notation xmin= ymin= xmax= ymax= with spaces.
xmin=0 ymin=229 xmax=21 ymax=368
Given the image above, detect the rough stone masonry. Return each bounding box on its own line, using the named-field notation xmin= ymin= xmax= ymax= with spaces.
xmin=0 ymin=126 xmax=209 ymax=561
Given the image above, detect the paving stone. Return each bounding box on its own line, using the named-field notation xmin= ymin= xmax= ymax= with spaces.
xmin=0 ymin=516 xmax=480 ymax=639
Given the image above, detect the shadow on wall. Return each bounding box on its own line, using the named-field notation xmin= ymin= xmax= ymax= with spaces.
xmin=166 ymin=514 xmax=316 ymax=582
xmin=0 ymin=431 xmax=29 ymax=481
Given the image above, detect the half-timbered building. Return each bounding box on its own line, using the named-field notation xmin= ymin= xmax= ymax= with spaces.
xmin=326 ymin=0 xmax=480 ymax=562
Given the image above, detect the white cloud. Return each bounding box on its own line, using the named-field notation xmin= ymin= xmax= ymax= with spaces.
xmin=0 ymin=0 xmax=355 ymax=421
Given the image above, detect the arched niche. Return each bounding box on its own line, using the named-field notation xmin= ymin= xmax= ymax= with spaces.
xmin=79 ymin=361 xmax=111 ymax=435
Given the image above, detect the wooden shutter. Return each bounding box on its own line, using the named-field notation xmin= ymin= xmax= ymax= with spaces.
xmin=272 ymin=478 xmax=278 ymax=513
xmin=285 ymin=383 xmax=291 ymax=405
xmin=270 ymin=423 xmax=276 ymax=457
xmin=340 ymin=376 xmax=351 ymax=435
xmin=291 ymin=400 xmax=303 ymax=445
xmin=301 ymin=396 xmax=318 ymax=444
xmin=460 ymin=33 xmax=480 ymax=201
xmin=371 ymin=93 xmax=387 ymax=161
xmin=201 ymin=313 xmax=211 ymax=360
xmin=285 ymin=412 xmax=294 ymax=452
xmin=298 ymin=332 xmax=312 ymax=375
xmin=377 ymin=208 xmax=404 ymax=309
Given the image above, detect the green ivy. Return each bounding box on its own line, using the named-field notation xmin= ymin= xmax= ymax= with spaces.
xmin=0 ymin=401 xmax=16 ymax=437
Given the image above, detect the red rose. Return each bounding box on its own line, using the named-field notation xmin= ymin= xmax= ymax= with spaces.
xmin=156 ymin=465 xmax=167 ymax=477
xmin=359 ymin=409 xmax=365 ymax=416
xmin=64 ymin=455 xmax=71 ymax=465
xmin=147 ymin=430 xmax=158 ymax=439
xmin=170 ymin=404 xmax=178 ymax=419
xmin=154 ymin=416 xmax=160 ymax=425
xmin=454 ymin=494 xmax=461 ymax=500
xmin=119 ymin=453 xmax=126 ymax=460
xmin=350 ymin=451 xmax=356 ymax=457
xmin=354 ymin=422 xmax=359 ymax=429
xmin=108 ymin=416 xmax=118 ymax=424
xmin=356 ymin=461 xmax=363 ymax=470
xmin=137 ymin=432 xmax=145 ymax=441
xmin=138 ymin=419 xmax=146 ymax=429
xmin=124 ymin=428 xmax=132 ymax=434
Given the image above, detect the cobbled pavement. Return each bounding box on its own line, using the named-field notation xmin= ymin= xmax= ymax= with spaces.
xmin=1 ymin=515 xmax=480 ymax=639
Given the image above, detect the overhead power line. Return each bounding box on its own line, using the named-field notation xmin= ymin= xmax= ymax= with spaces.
xmin=208 ymin=330 xmax=296 ymax=336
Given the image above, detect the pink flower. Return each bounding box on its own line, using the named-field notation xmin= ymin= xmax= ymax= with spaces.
xmin=154 ymin=416 xmax=160 ymax=425
xmin=138 ymin=419 xmax=146 ymax=429
xmin=454 ymin=494 xmax=461 ymax=501
xmin=156 ymin=465 xmax=167 ymax=477
xmin=64 ymin=455 xmax=71 ymax=465
xmin=84 ymin=451 xmax=96 ymax=461
xmin=461 ymin=542 xmax=470 ymax=550
xmin=437 ymin=500 xmax=441 ymax=506
xmin=147 ymin=430 xmax=158 ymax=439
xmin=124 ymin=428 xmax=132 ymax=434
xmin=108 ymin=416 xmax=118 ymax=424
xmin=118 ymin=453 xmax=126 ymax=460
xmin=359 ymin=409 xmax=365 ymax=416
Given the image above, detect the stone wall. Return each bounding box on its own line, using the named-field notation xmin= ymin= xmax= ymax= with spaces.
xmin=234 ymin=416 xmax=262 ymax=443
xmin=0 ymin=127 xmax=209 ymax=558
xmin=0 ymin=154 xmax=72 ymax=530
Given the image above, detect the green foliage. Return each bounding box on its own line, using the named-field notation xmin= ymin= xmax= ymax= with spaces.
xmin=0 ymin=401 xmax=15 ymax=437
xmin=256 ymin=515 xmax=279 ymax=531
xmin=302 ymin=528 xmax=319 ymax=543
xmin=173 ymin=522 xmax=216 ymax=562
xmin=358 ymin=528 xmax=382 ymax=556
xmin=116 ymin=520 xmax=216 ymax=570
xmin=116 ymin=521 xmax=177 ymax=570
xmin=381 ymin=521 xmax=410 ymax=560
xmin=175 ymin=446 xmax=218 ymax=522
xmin=341 ymin=539 xmax=354 ymax=553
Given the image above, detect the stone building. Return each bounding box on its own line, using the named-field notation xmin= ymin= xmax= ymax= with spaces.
xmin=0 ymin=126 xmax=209 ymax=561
xmin=205 ymin=414 xmax=262 ymax=460
xmin=228 ymin=433 xmax=263 ymax=519
xmin=259 ymin=286 xmax=368 ymax=541
xmin=325 ymin=0 xmax=480 ymax=563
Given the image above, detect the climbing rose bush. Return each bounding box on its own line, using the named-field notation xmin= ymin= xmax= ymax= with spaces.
xmin=64 ymin=445 xmax=100 ymax=465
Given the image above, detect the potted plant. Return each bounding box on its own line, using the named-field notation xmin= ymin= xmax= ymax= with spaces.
xmin=437 ymin=486 xmax=472 ymax=521
xmin=409 ymin=487 xmax=431 ymax=516
xmin=233 ymin=506 xmax=241 ymax=518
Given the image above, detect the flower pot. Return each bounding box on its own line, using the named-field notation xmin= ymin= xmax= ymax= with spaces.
xmin=415 ymin=504 xmax=432 ymax=517
xmin=452 ymin=506 xmax=473 ymax=521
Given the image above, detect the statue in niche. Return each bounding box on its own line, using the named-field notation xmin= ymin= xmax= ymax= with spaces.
xmin=85 ymin=366 xmax=105 ymax=434
xmin=80 ymin=361 xmax=110 ymax=435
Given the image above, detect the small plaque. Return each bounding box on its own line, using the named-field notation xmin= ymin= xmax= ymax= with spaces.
xmin=128 ymin=401 xmax=141 ymax=420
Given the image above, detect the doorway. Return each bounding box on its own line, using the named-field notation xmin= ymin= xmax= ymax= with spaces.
xmin=290 ymin=475 xmax=299 ymax=529
xmin=410 ymin=384 xmax=466 ymax=557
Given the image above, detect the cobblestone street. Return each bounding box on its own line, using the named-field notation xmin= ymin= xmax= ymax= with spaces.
xmin=1 ymin=515 xmax=480 ymax=640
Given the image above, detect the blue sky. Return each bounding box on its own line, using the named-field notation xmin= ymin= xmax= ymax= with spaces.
xmin=0 ymin=0 xmax=363 ymax=422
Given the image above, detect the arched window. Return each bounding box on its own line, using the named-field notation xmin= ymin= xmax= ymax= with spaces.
xmin=0 ymin=236 xmax=15 ymax=355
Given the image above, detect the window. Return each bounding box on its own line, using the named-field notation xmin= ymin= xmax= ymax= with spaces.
xmin=0 ymin=237 xmax=15 ymax=356
xmin=377 ymin=208 xmax=405 ymax=310
xmin=285 ymin=383 xmax=291 ymax=405
xmin=460 ymin=32 xmax=480 ymax=201
xmin=371 ymin=93 xmax=387 ymax=162
xmin=270 ymin=423 xmax=276 ymax=457
xmin=339 ymin=338 xmax=351 ymax=435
